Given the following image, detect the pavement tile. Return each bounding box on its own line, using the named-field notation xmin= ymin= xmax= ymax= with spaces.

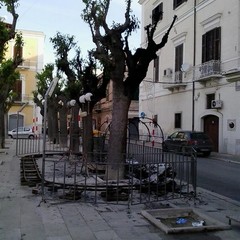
xmin=1 ymin=140 xmax=240 ymax=240
xmin=94 ymin=229 xmax=121 ymax=240
xmin=67 ymin=225 xmax=97 ymax=240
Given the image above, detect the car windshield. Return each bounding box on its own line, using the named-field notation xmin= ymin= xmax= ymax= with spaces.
xmin=191 ymin=133 xmax=209 ymax=140
xmin=13 ymin=127 xmax=24 ymax=132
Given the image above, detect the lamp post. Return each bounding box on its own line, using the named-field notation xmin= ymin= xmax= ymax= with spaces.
xmin=79 ymin=93 xmax=93 ymax=156
xmin=79 ymin=92 xmax=93 ymax=114
xmin=41 ymin=77 xmax=59 ymax=200
xmin=67 ymin=99 xmax=76 ymax=154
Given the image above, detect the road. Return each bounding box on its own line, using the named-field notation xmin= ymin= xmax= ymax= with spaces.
xmin=197 ymin=156 xmax=240 ymax=202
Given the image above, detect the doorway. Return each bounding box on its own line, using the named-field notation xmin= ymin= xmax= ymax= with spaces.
xmin=9 ymin=114 xmax=24 ymax=131
xmin=203 ymin=115 xmax=219 ymax=152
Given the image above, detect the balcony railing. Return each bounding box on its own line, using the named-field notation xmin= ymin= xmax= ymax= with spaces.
xmin=194 ymin=60 xmax=222 ymax=82
xmin=13 ymin=94 xmax=33 ymax=103
xmin=175 ymin=71 xmax=183 ymax=83
xmin=162 ymin=71 xmax=187 ymax=90
xmin=18 ymin=60 xmax=30 ymax=69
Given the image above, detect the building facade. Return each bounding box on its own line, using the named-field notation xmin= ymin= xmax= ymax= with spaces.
xmin=139 ymin=0 xmax=240 ymax=154
xmin=6 ymin=29 xmax=45 ymax=133
xmin=92 ymin=80 xmax=139 ymax=136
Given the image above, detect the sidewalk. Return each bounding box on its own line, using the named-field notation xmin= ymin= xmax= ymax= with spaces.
xmin=0 ymin=139 xmax=240 ymax=240
xmin=210 ymin=151 xmax=240 ymax=164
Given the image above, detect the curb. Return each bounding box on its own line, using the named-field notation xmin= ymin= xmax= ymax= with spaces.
xmin=197 ymin=187 xmax=240 ymax=207
xmin=209 ymin=156 xmax=240 ymax=165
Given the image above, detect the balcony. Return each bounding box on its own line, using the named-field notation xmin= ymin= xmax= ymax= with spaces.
xmin=221 ymin=57 xmax=240 ymax=82
xmin=163 ymin=71 xmax=187 ymax=91
xmin=18 ymin=60 xmax=30 ymax=70
xmin=194 ymin=60 xmax=222 ymax=82
xmin=13 ymin=94 xmax=33 ymax=104
xmin=224 ymin=68 xmax=240 ymax=82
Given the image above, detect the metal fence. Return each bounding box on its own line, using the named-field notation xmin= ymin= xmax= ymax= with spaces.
xmin=16 ymin=135 xmax=74 ymax=156
xmin=18 ymin=137 xmax=197 ymax=205
xmin=39 ymin=151 xmax=196 ymax=205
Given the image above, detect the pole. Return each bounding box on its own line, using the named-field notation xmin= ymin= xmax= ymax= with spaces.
xmin=192 ymin=0 xmax=197 ymax=131
xmin=41 ymin=94 xmax=47 ymax=199
xmin=41 ymin=77 xmax=59 ymax=200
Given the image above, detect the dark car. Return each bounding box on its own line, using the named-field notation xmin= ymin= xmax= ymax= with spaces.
xmin=163 ymin=130 xmax=213 ymax=157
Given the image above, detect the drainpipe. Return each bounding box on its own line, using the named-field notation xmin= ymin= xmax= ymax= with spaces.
xmin=192 ymin=0 xmax=197 ymax=131
xmin=238 ymin=0 xmax=240 ymax=66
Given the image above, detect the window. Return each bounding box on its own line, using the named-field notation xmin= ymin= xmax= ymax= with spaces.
xmin=153 ymin=114 xmax=158 ymax=127
xmin=131 ymin=88 xmax=139 ymax=100
xmin=206 ymin=93 xmax=215 ymax=109
xmin=174 ymin=113 xmax=182 ymax=128
xmin=13 ymin=45 xmax=23 ymax=60
xmin=236 ymin=81 xmax=240 ymax=91
xmin=175 ymin=44 xmax=183 ymax=82
xmin=152 ymin=3 xmax=163 ymax=25
xmin=202 ymin=27 xmax=221 ymax=63
xmin=12 ymin=79 xmax=22 ymax=101
xmin=173 ymin=0 xmax=187 ymax=9
xmin=153 ymin=56 xmax=159 ymax=82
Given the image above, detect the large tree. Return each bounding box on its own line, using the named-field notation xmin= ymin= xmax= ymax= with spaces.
xmin=0 ymin=0 xmax=23 ymax=148
xmin=82 ymin=0 xmax=177 ymax=179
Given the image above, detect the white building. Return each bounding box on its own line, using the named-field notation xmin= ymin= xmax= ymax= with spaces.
xmin=138 ymin=0 xmax=240 ymax=155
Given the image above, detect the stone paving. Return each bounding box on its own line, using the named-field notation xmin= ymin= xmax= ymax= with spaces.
xmin=0 ymin=139 xmax=240 ymax=240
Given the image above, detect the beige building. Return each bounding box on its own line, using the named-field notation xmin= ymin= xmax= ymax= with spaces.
xmin=139 ymin=0 xmax=240 ymax=154
xmin=92 ymin=80 xmax=139 ymax=136
xmin=6 ymin=29 xmax=45 ymax=133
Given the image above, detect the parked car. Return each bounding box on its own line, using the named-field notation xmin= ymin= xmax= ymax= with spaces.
xmin=163 ymin=130 xmax=213 ymax=157
xmin=8 ymin=126 xmax=35 ymax=139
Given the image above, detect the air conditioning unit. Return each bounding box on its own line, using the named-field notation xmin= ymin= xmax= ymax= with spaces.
xmin=163 ymin=68 xmax=172 ymax=77
xmin=211 ymin=100 xmax=223 ymax=109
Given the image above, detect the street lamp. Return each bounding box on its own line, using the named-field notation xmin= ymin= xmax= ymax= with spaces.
xmin=79 ymin=93 xmax=93 ymax=155
xmin=79 ymin=92 xmax=93 ymax=115
xmin=41 ymin=77 xmax=59 ymax=200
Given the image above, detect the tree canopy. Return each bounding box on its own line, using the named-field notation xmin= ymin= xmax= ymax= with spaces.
xmin=0 ymin=0 xmax=23 ymax=148
xmin=82 ymin=0 xmax=177 ymax=179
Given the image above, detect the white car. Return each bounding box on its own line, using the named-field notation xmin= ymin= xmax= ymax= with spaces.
xmin=8 ymin=126 xmax=35 ymax=139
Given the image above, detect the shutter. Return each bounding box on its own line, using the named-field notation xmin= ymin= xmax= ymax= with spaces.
xmin=202 ymin=34 xmax=207 ymax=63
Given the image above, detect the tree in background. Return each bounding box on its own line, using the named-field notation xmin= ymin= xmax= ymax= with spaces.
xmin=82 ymin=0 xmax=177 ymax=179
xmin=0 ymin=0 xmax=23 ymax=148
xmin=50 ymin=32 xmax=110 ymax=155
xmin=33 ymin=64 xmax=65 ymax=145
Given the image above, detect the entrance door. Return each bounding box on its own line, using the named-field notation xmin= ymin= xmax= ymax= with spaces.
xmin=204 ymin=115 xmax=219 ymax=152
xmin=9 ymin=114 xmax=24 ymax=131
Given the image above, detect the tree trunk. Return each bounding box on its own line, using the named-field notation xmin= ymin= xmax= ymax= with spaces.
xmin=47 ymin=101 xmax=59 ymax=144
xmin=59 ymin=105 xmax=68 ymax=148
xmin=107 ymin=80 xmax=131 ymax=180
xmin=82 ymin=108 xmax=93 ymax=160
xmin=70 ymin=105 xmax=80 ymax=153
xmin=0 ymin=103 xmax=5 ymax=148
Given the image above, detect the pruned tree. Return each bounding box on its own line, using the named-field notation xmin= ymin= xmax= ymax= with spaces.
xmin=33 ymin=64 xmax=63 ymax=144
xmin=50 ymin=32 xmax=83 ymax=153
xmin=50 ymin=32 xmax=110 ymax=155
xmin=0 ymin=0 xmax=23 ymax=148
xmin=82 ymin=0 xmax=177 ymax=179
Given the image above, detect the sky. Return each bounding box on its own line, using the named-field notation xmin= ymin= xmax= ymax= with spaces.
xmin=0 ymin=0 xmax=141 ymax=65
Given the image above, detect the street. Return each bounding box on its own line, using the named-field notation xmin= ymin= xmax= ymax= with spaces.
xmin=197 ymin=156 xmax=240 ymax=202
